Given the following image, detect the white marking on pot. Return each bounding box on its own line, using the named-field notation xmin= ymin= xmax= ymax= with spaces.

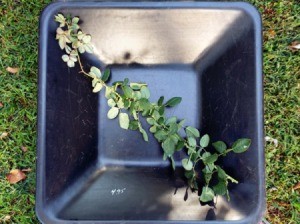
xmin=111 ymin=188 xmax=126 ymax=196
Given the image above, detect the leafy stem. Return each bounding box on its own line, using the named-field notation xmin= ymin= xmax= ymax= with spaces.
xmin=54 ymin=13 xmax=252 ymax=204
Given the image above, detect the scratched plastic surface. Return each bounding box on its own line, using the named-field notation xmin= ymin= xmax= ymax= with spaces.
xmin=37 ymin=1 xmax=265 ymax=224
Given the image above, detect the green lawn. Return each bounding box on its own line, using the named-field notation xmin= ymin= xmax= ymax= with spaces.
xmin=0 ymin=0 xmax=299 ymax=223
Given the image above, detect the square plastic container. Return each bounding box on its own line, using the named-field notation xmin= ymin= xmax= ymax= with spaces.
xmin=37 ymin=1 xmax=265 ymax=223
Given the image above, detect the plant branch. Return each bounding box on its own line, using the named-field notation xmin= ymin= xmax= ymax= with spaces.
xmin=54 ymin=13 xmax=251 ymax=205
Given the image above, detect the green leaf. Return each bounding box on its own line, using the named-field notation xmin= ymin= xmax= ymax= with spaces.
xmin=157 ymin=96 xmax=164 ymax=106
xmin=185 ymin=126 xmax=200 ymax=138
xmin=119 ymin=113 xmax=130 ymax=129
xmin=175 ymin=140 xmax=185 ymax=151
xmin=170 ymin=156 xmax=176 ymax=170
xmin=213 ymin=181 xmax=227 ymax=196
xmin=57 ymin=35 xmax=66 ymax=49
xmin=202 ymin=152 xmax=211 ymax=160
xmin=129 ymin=82 xmax=146 ymax=90
xmin=90 ymin=66 xmax=101 ymax=78
xmin=105 ymin=86 xmax=112 ymax=99
xmin=130 ymin=84 xmax=140 ymax=90
xmin=212 ymin=141 xmax=227 ymax=153
xmin=158 ymin=117 xmax=165 ymax=125
xmin=165 ymin=116 xmax=177 ymax=125
xmin=149 ymin=126 xmax=157 ymax=133
xmin=101 ymin=68 xmax=110 ymax=82
xmin=163 ymin=153 xmax=168 ymax=161
xmin=117 ymin=99 xmax=124 ymax=109
xmin=134 ymin=91 xmax=142 ymax=100
xmin=184 ymin=170 xmax=195 ymax=179
xmin=84 ymin=44 xmax=93 ymax=53
xmin=178 ymin=119 xmax=185 ymax=130
xmin=82 ymin=35 xmax=91 ymax=44
xmin=232 ymin=138 xmax=251 ymax=153
xmin=146 ymin=118 xmax=155 ymax=125
xmin=128 ymin=120 xmax=139 ymax=130
xmin=55 ymin=14 xmax=65 ymax=23
xmin=72 ymin=16 xmax=79 ymax=24
xmin=181 ymin=158 xmax=193 ymax=171
xmin=92 ymin=78 xmax=100 ymax=88
xmin=188 ymin=137 xmax=197 ymax=147
xmin=196 ymin=148 xmax=202 ymax=158
xmin=107 ymin=107 xmax=119 ymax=119
xmin=204 ymin=171 xmax=212 ymax=184
xmin=162 ymin=137 xmax=176 ymax=156
xmin=140 ymin=128 xmax=149 ymax=142
xmin=206 ymin=163 xmax=215 ymax=172
xmin=71 ymin=24 xmax=79 ymax=31
xmin=190 ymin=151 xmax=198 ymax=162
xmin=141 ymin=108 xmax=151 ymax=117
xmin=67 ymin=60 xmax=75 ymax=68
xmin=158 ymin=106 xmax=165 ymax=115
xmin=169 ymin=134 xmax=179 ymax=145
xmin=187 ymin=146 xmax=196 ymax=155
xmin=169 ymin=123 xmax=178 ymax=135
xmin=140 ymin=86 xmax=150 ymax=99
xmin=200 ymin=134 xmax=210 ymax=147
xmin=165 ymin=97 xmax=182 ymax=107
xmin=122 ymin=85 xmax=134 ymax=98
xmin=112 ymin=81 xmax=123 ymax=86
xmin=154 ymin=130 xmax=168 ymax=142
xmin=202 ymin=164 xmax=215 ymax=175
xmin=92 ymin=82 xmax=103 ymax=93
xmin=216 ymin=166 xmax=227 ymax=180
xmin=129 ymin=101 xmax=135 ymax=112
xmin=152 ymin=110 xmax=160 ymax=120
xmin=202 ymin=153 xmax=218 ymax=165
xmin=139 ymin=98 xmax=151 ymax=111
xmin=107 ymin=99 xmax=116 ymax=107
xmin=62 ymin=54 xmax=69 ymax=62
xmin=199 ymin=187 xmax=215 ymax=202
xmin=189 ymin=179 xmax=199 ymax=190
xmin=132 ymin=110 xmax=138 ymax=120
xmin=123 ymin=78 xmax=129 ymax=85
xmin=123 ymin=99 xmax=131 ymax=108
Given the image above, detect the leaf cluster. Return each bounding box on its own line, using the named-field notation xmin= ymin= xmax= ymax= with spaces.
xmin=54 ymin=14 xmax=252 ymax=204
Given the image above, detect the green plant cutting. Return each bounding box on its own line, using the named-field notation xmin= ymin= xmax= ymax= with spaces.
xmin=54 ymin=14 xmax=251 ymax=204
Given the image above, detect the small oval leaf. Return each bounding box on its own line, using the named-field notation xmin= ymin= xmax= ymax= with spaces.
xmin=212 ymin=141 xmax=227 ymax=153
xmin=232 ymin=138 xmax=251 ymax=153
xmin=162 ymin=137 xmax=176 ymax=156
xmin=92 ymin=82 xmax=103 ymax=93
xmin=213 ymin=181 xmax=227 ymax=196
xmin=140 ymin=86 xmax=150 ymax=99
xmin=90 ymin=66 xmax=101 ymax=78
xmin=200 ymin=134 xmax=210 ymax=148
xmin=165 ymin=116 xmax=177 ymax=125
xmin=101 ymin=68 xmax=110 ymax=82
xmin=140 ymin=129 xmax=149 ymax=142
xmin=202 ymin=153 xmax=218 ymax=165
xmin=107 ymin=99 xmax=116 ymax=107
xmin=182 ymin=158 xmax=193 ymax=171
xmin=122 ymin=86 xmax=134 ymax=98
xmin=199 ymin=187 xmax=215 ymax=202
xmin=157 ymin=96 xmax=164 ymax=106
xmin=188 ymin=137 xmax=197 ymax=147
xmin=165 ymin=97 xmax=182 ymax=107
xmin=185 ymin=126 xmax=200 ymax=138
xmin=119 ymin=113 xmax=130 ymax=129
xmin=107 ymin=107 xmax=119 ymax=119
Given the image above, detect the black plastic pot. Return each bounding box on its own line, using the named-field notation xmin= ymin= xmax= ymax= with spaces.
xmin=37 ymin=1 xmax=265 ymax=223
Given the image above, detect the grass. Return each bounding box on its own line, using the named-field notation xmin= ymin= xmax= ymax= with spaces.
xmin=248 ymin=1 xmax=300 ymax=223
xmin=0 ymin=0 xmax=299 ymax=223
